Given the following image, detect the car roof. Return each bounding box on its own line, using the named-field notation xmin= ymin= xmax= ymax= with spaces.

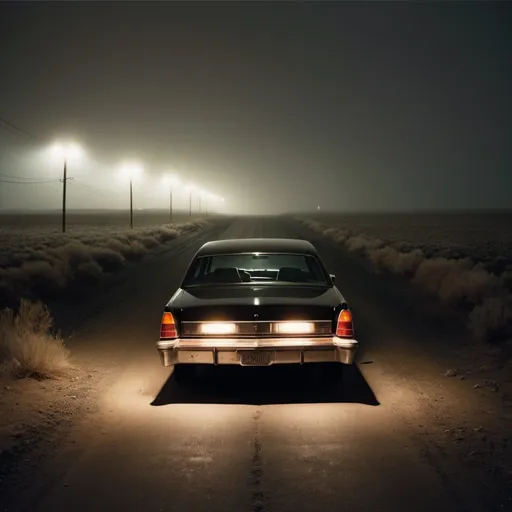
xmin=196 ymin=238 xmax=318 ymax=257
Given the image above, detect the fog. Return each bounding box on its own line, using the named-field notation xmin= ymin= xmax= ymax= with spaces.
xmin=0 ymin=143 xmax=227 ymax=214
xmin=1 ymin=2 xmax=511 ymax=214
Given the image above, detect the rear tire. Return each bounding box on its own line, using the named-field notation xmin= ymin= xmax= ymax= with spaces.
xmin=173 ymin=364 xmax=196 ymax=384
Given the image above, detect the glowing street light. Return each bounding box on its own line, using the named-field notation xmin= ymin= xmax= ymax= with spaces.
xmin=51 ymin=141 xmax=84 ymax=233
xmin=120 ymin=162 xmax=143 ymax=229
xmin=51 ymin=142 xmax=83 ymax=161
xmin=162 ymin=174 xmax=180 ymax=223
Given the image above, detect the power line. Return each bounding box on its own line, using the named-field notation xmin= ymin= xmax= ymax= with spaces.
xmin=0 ymin=115 xmax=224 ymax=200
xmin=0 ymin=115 xmax=116 ymax=173
xmin=70 ymin=178 xmax=125 ymax=197
xmin=70 ymin=180 xmax=107 ymax=194
xmin=0 ymin=172 xmax=59 ymax=181
xmin=0 ymin=178 xmax=60 ymax=184
xmin=0 ymin=116 xmax=39 ymax=140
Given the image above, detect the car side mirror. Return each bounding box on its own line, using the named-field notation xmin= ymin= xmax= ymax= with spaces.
xmin=329 ymin=273 xmax=336 ymax=284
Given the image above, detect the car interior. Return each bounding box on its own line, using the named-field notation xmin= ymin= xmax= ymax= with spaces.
xmin=184 ymin=253 xmax=329 ymax=285
xmin=201 ymin=266 xmax=321 ymax=284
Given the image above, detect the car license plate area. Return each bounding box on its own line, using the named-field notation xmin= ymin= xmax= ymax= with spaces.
xmin=239 ymin=350 xmax=274 ymax=366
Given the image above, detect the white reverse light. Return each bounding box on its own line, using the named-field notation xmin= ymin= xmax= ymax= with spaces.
xmin=200 ymin=323 xmax=237 ymax=335
xmin=275 ymin=322 xmax=314 ymax=334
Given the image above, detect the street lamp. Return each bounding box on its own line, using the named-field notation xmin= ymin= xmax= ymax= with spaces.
xmin=51 ymin=142 xmax=83 ymax=233
xmin=204 ymin=192 xmax=210 ymax=216
xmin=205 ymin=192 xmax=217 ymax=216
xmin=120 ymin=162 xmax=143 ymax=229
xmin=186 ymin=184 xmax=196 ymax=216
xmin=198 ymin=189 xmax=206 ymax=214
xmin=162 ymin=174 xmax=180 ymax=223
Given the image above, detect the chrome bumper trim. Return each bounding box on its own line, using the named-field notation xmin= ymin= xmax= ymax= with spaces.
xmin=156 ymin=336 xmax=358 ymax=366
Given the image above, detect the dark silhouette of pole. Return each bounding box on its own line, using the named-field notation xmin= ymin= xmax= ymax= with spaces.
xmin=169 ymin=185 xmax=173 ymax=223
xmin=189 ymin=189 xmax=192 ymax=216
xmin=205 ymin=197 xmax=208 ymax=216
xmin=130 ymin=177 xmax=133 ymax=229
xmin=62 ymin=159 xmax=67 ymax=233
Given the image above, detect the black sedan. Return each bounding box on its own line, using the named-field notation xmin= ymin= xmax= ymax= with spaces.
xmin=157 ymin=238 xmax=358 ymax=382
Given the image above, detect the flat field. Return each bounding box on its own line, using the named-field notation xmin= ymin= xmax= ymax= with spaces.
xmin=0 ymin=209 xmax=206 ymax=232
xmin=304 ymin=211 xmax=512 ymax=274
xmin=0 ymin=210 xmax=216 ymax=308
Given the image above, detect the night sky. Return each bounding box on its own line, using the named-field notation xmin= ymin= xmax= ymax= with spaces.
xmin=1 ymin=2 xmax=511 ymax=214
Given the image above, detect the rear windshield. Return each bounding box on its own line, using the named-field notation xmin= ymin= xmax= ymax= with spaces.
xmin=183 ymin=253 xmax=329 ymax=286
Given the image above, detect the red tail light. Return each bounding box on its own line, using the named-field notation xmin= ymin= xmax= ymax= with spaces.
xmin=160 ymin=312 xmax=177 ymax=339
xmin=336 ymin=309 xmax=354 ymax=338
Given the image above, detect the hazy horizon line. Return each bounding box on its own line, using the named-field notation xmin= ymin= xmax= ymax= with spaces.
xmin=0 ymin=208 xmax=511 ymax=215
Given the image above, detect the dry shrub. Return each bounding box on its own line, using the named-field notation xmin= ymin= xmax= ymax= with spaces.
xmin=101 ymin=238 xmax=133 ymax=256
xmin=301 ymin=217 xmax=512 ymax=344
xmin=502 ymin=270 xmax=512 ymax=290
xmin=76 ymin=260 xmax=104 ymax=279
xmin=323 ymin=227 xmax=342 ymax=238
xmin=90 ymin=247 xmax=125 ymax=270
xmin=413 ymin=257 xmax=501 ymax=305
xmin=49 ymin=242 xmax=92 ymax=268
xmin=0 ymin=300 xmax=72 ymax=379
xmin=469 ymin=296 xmax=512 ymax=343
xmin=155 ymin=227 xmax=179 ymax=242
xmin=0 ymin=219 xmax=211 ymax=302
xmin=345 ymin=234 xmax=384 ymax=252
xmin=303 ymin=220 xmax=324 ymax=232
xmin=323 ymin=227 xmax=348 ymax=244
xmin=4 ymin=260 xmax=67 ymax=296
xmin=123 ymin=240 xmax=147 ymax=258
xmin=369 ymin=246 xmax=424 ymax=275
xmin=177 ymin=219 xmax=209 ymax=235
xmin=137 ymin=235 xmax=160 ymax=249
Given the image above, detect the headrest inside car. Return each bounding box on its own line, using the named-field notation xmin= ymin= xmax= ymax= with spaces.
xmin=210 ymin=267 xmax=242 ymax=283
xmin=277 ymin=267 xmax=303 ymax=282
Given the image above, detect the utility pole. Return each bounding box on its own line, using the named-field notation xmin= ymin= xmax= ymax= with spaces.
xmin=130 ymin=177 xmax=133 ymax=229
xmin=169 ymin=184 xmax=173 ymax=223
xmin=189 ymin=189 xmax=192 ymax=216
xmin=62 ymin=159 xmax=67 ymax=233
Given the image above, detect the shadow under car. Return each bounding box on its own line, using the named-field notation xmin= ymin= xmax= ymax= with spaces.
xmin=151 ymin=363 xmax=379 ymax=406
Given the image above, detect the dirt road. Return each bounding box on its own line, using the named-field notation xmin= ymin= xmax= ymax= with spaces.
xmin=1 ymin=216 xmax=510 ymax=511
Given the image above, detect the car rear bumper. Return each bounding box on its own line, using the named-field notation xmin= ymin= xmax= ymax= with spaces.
xmin=156 ymin=337 xmax=358 ymax=366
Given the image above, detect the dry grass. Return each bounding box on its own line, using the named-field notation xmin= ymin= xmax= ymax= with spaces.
xmin=0 ymin=300 xmax=72 ymax=379
xmin=0 ymin=219 xmax=210 ymax=302
xmin=301 ymin=217 xmax=512 ymax=344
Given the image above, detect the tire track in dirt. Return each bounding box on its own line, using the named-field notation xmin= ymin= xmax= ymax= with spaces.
xmin=251 ymin=409 xmax=265 ymax=512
